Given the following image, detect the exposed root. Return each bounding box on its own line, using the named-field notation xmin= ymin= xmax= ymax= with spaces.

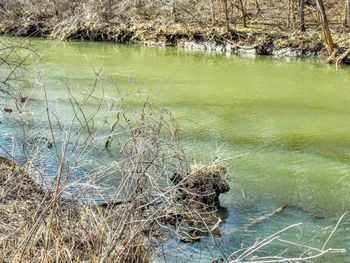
xmin=335 ymin=47 xmax=350 ymax=65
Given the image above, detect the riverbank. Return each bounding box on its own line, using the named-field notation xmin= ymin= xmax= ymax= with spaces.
xmin=1 ymin=9 xmax=350 ymax=61
xmin=1 ymin=0 xmax=350 ymax=61
xmin=2 ymin=19 xmax=350 ymax=60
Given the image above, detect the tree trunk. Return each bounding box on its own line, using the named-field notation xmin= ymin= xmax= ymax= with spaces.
xmin=315 ymin=0 xmax=335 ymax=56
xmin=171 ymin=0 xmax=176 ymax=22
xmin=222 ymin=0 xmax=230 ymax=33
xmin=288 ymin=0 xmax=298 ymax=29
xmin=299 ymin=0 xmax=305 ymax=31
xmin=287 ymin=0 xmax=292 ymax=28
xmin=238 ymin=0 xmax=247 ymax=27
xmin=255 ymin=0 xmax=261 ymax=14
xmin=210 ymin=0 xmax=216 ymax=24
xmin=0 ymin=2 xmax=6 ymax=13
xmin=345 ymin=0 xmax=350 ymax=28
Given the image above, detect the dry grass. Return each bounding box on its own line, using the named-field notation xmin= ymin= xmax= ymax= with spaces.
xmin=0 ymin=153 xmax=228 ymax=262
xmin=0 ymin=157 xmax=112 ymax=262
xmin=0 ymin=152 xmax=153 ymax=262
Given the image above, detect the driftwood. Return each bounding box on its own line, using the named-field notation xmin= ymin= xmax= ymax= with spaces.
xmin=242 ymin=204 xmax=288 ymax=230
xmin=98 ymin=198 xmax=133 ymax=208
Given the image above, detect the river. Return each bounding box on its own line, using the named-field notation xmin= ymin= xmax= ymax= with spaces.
xmin=1 ymin=38 xmax=350 ymax=262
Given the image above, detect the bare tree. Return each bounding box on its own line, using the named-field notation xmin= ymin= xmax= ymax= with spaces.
xmin=287 ymin=0 xmax=294 ymax=28
xmin=222 ymin=0 xmax=230 ymax=33
xmin=299 ymin=0 xmax=305 ymax=31
xmin=255 ymin=0 xmax=261 ymax=14
xmin=315 ymin=0 xmax=335 ymax=56
xmin=210 ymin=0 xmax=216 ymax=24
xmin=238 ymin=0 xmax=247 ymax=27
xmin=345 ymin=0 xmax=350 ymax=28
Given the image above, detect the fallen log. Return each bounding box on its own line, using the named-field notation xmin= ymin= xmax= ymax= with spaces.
xmin=242 ymin=204 xmax=288 ymax=230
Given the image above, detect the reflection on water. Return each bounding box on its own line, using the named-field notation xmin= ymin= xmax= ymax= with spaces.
xmin=1 ymin=37 xmax=350 ymax=261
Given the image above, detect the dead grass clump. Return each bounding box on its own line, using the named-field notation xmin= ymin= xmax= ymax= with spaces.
xmin=115 ymin=233 xmax=153 ymax=263
xmin=0 ymin=157 xmax=117 ymax=262
xmin=0 ymin=157 xmax=45 ymax=203
xmin=172 ymin=163 xmax=230 ymax=209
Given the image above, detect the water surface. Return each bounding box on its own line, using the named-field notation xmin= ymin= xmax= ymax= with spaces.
xmin=1 ymin=38 xmax=350 ymax=261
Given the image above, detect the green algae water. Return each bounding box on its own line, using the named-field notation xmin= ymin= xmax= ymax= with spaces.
xmin=1 ymin=38 xmax=350 ymax=261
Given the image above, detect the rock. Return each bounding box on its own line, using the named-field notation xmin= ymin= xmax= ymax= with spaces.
xmin=183 ymin=41 xmax=225 ymax=53
xmin=237 ymin=45 xmax=257 ymax=57
xmin=272 ymin=47 xmax=302 ymax=58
